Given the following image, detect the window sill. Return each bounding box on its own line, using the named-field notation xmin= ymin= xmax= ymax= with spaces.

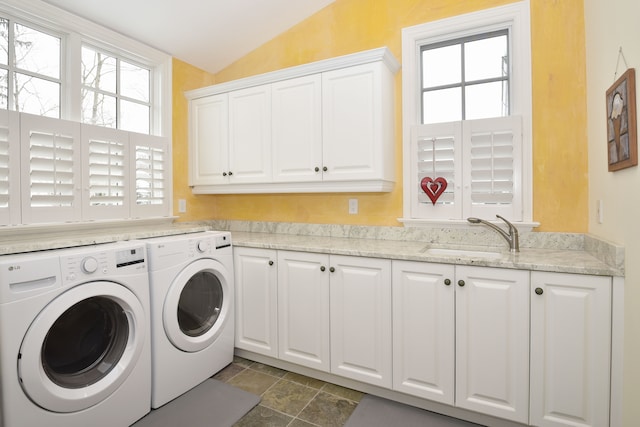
xmin=398 ymin=217 xmax=540 ymax=232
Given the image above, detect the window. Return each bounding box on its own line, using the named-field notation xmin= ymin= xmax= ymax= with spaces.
xmin=401 ymin=1 xmax=532 ymax=226
xmin=421 ymin=31 xmax=509 ymax=124
xmin=0 ymin=18 xmax=62 ymax=117
xmin=0 ymin=0 xmax=172 ymax=227
xmin=81 ymin=46 xmax=151 ymax=134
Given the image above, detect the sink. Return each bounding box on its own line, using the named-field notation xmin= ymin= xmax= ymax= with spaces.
xmin=424 ymin=247 xmax=503 ymax=259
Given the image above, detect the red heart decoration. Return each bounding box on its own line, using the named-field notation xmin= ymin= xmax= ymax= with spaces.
xmin=420 ymin=177 xmax=448 ymax=205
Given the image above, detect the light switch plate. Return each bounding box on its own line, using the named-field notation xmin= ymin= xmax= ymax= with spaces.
xmin=597 ymin=200 xmax=603 ymax=224
xmin=349 ymin=198 xmax=358 ymax=215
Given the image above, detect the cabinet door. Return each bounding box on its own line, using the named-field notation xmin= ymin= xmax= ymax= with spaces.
xmin=277 ymin=251 xmax=330 ymax=371
xmin=228 ymin=85 xmax=271 ymax=183
xmin=233 ymin=247 xmax=278 ymax=357
xmin=455 ymin=266 xmax=529 ymax=423
xmin=272 ymin=75 xmax=323 ymax=182
xmin=330 ymin=255 xmax=392 ymax=388
xmin=530 ymin=272 xmax=611 ymax=427
xmin=322 ymin=62 xmax=392 ymax=182
xmin=392 ymin=261 xmax=455 ymax=404
xmin=189 ymin=94 xmax=229 ymax=185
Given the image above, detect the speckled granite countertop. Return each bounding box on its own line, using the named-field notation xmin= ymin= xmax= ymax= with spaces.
xmin=230 ymin=231 xmax=621 ymax=277
xmin=0 ymin=220 xmax=208 ymax=255
xmin=0 ymin=219 xmax=624 ymax=277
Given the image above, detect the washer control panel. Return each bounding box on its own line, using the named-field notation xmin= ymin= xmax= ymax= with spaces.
xmin=214 ymin=233 xmax=231 ymax=249
xmin=60 ymin=243 xmax=147 ymax=283
xmin=61 ymin=251 xmax=110 ymax=281
xmin=115 ymin=246 xmax=146 ymax=268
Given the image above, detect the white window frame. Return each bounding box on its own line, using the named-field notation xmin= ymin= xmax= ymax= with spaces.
xmin=400 ymin=1 xmax=534 ymax=227
xmin=0 ymin=17 xmax=65 ymax=117
xmin=80 ymin=43 xmax=154 ymax=133
xmin=0 ymin=0 xmax=173 ymax=231
xmin=0 ymin=0 xmax=171 ymax=138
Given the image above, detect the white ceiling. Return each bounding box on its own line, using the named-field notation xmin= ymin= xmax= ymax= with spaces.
xmin=41 ymin=0 xmax=336 ymax=74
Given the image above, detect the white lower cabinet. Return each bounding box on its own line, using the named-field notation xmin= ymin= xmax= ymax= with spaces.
xmin=234 ymin=248 xmax=614 ymax=427
xmin=391 ymin=260 xmax=455 ymax=404
xmin=233 ymin=247 xmax=278 ymax=357
xmin=235 ymin=248 xmax=391 ymax=388
xmin=392 ymin=262 xmax=530 ymax=423
xmin=455 ymin=266 xmax=530 ymax=424
xmin=530 ymin=271 xmax=612 ymax=427
xmin=277 ymin=250 xmax=330 ymax=371
xmin=329 ymin=255 xmax=392 ymax=388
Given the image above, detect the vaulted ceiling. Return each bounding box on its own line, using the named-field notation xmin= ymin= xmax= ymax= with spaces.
xmin=42 ymin=0 xmax=336 ymax=73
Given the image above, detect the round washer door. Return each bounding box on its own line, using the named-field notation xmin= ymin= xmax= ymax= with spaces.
xmin=19 ymin=281 xmax=146 ymax=413
xmin=163 ymin=258 xmax=232 ymax=353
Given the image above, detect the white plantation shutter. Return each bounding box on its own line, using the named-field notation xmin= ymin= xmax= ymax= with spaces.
xmin=411 ymin=122 xmax=462 ymax=219
xmin=411 ymin=116 xmax=522 ymax=221
xmin=464 ymin=116 xmax=522 ymax=220
xmin=82 ymin=125 xmax=129 ymax=220
xmin=0 ymin=128 xmax=9 ymax=207
xmin=0 ymin=111 xmax=20 ymax=225
xmin=131 ymin=132 xmax=170 ymax=218
xmin=21 ymin=114 xmax=81 ymax=224
xmin=89 ymin=140 xmax=125 ymax=204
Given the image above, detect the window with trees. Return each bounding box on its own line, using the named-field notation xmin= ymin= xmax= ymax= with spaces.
xmin=0 ymin=18 xmax=62 ymax=117
xmin=0 ymin=0 xmax=171 ymax=228
xmin=81 ymin=46 xmax=151 ymax=134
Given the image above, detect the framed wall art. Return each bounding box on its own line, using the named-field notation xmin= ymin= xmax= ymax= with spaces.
xmin=606 ymin=68 xmax=638 ymax=171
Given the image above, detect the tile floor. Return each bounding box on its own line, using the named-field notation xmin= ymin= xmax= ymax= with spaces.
xmin=213 ymin=356 xmax=363 ymax=427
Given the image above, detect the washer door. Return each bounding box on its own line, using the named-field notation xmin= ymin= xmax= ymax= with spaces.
xmin=19 ymin=281 xmax=146 ymax=413
xmin=163 ymin=258 xmax=231 ymax=353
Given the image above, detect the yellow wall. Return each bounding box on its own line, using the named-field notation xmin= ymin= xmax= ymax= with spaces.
xmin=173 ymin=0 xmax=589 ymax=232
xmin=172 ymin=58 xmax=216 ymax=219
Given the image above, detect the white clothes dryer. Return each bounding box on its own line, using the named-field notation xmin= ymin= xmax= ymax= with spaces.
xmin=145 ymin=231 xmax=234 ymax=408
xmin=0 ymin=241 xmax=151 ymax=427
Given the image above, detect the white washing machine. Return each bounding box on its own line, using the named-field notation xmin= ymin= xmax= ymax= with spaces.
xmin=145 ymin=231 xmax=234 ymax=408
xmin=0 ymin=241 xmax=151 ymax=427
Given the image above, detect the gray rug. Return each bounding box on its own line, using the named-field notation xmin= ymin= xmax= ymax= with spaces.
xmin=132 ymin=379 xmax=260 ymax=427
xmin=345 ymin=395 xmax=484 ymax=427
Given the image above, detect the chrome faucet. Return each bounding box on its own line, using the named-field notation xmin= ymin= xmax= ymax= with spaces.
xmin=467 ymin=215 xmax=520 ymax=252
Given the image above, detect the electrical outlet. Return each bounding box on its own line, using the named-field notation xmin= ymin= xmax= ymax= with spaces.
xmin=178 ymin=199 xmax=187 ymax=213
xmin=349 ymin=198 xmax=358 ymax=215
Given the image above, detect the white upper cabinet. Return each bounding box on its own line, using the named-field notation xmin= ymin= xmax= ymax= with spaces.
xmin=322 ymin=61 xmax=395 ymax=185
xmin=228 ymin=85 xmax=272 ymax=183
xmin=187 ymin=47 xmax=399 ymax=194
xmin=272 ymin=74 xmax=323 ymax=183
xmin=189 ymin=94 xmax=229 ymax=186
